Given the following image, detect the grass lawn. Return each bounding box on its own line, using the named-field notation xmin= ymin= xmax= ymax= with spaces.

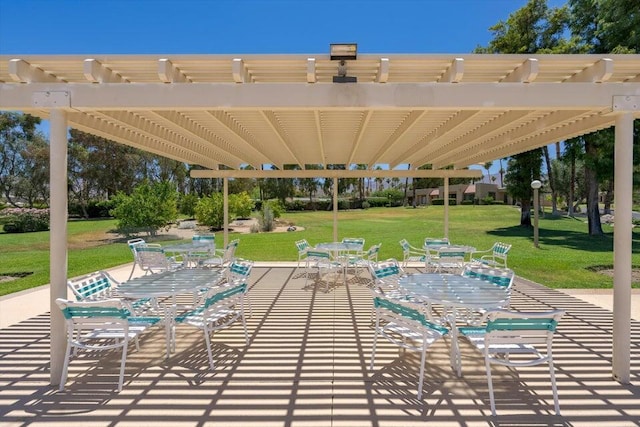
xmin=1 ymin=205 xmax=637 ymax=297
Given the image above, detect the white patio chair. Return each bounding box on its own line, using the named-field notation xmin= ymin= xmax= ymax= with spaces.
xmin=370 ymin=295 xmax=449 ymax=399
xmin=186 ymin=233 xmax=216 ymax=267
xmin=172 ymin=265 xmax=251 ymax=369
xmin=126 ymin=238 xmax=146 ymax=280
xmin=56 ymin=298 xmax=167 ymax=392
xmin=135 ymin=243 xmax=183 ymax=274
xmin=471 ymin=242 xmax=512 ymax=268
xmin=454 ymin=265 xmax=516 ymax=326
xmin=346 ymin=243 xmax=381 ymax=281
xmin=294 ymin=239 xmax=311 ymax=273
xmin=458 ymin=309 xmax=565 ymax=416
xmin=223 ymin=259 xmax=254 ymax=317
xmin=398 ymin=239 xmax=427 ymax=269
xmin=304 ymin=249 xmax=342 ymax=292
xmin=201 ymin=239 xmax=239 ymax=269
xmin=67 ymin=270 xmax=118 ymax=302
xmin=434 ymin=247 xmax=466 ymax=274
xmin=67 ymin=270 xmax=156 ymax=315
xmin=424 ymin=237 xmax=451 ymax=271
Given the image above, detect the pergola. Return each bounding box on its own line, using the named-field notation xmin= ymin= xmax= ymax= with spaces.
xmin=1 ymin=53 xmax=638 ymax=386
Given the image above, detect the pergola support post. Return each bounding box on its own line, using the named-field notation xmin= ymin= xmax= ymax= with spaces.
xmin=49 ymin=109 xmax=68 ymax=385
xmin=612 ymin=112 xmax=633 ymax=383
xmin=333 ymin=177 xmax=338 ymax=242
xmin=223 ymin=177 xmax=229 ymax=248
xmin=444 ymin=178 xmax=449 ymax=239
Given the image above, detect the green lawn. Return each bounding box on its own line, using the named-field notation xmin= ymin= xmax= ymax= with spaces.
xmin=1 ymin=205 xmax=637 ymax=296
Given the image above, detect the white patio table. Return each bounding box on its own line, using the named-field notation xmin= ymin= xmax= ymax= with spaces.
xmin=398 ymin=273 xmax=510 ymax=376
xmin=117 ymin=268 xmax=224 ymax=354
xmin=163 ymin=242 xmax=215 ymax=268
xmin=315 ymin=242 xmax=364 ymax=282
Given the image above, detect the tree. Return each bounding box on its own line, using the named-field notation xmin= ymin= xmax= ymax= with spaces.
xmin=505 ymin=150 xmax=543 ymax=227
xmin=568 ymin=0 xmax=640 ymax=235
xmin=110 ymin=180 xmax=178 ymax=236
xmin=483 ymin=161 xmax=493 ymax=183
xmin=0 ymin=112 xmax=46 ymax=207
xmin=476 ymin=0 xmax=569 ymax=225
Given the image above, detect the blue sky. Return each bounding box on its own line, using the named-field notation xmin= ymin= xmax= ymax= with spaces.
xmin=0 ymin=0 xmax=566 ymax=175
xmin=0 ymin=0 xmax=566 ymax=55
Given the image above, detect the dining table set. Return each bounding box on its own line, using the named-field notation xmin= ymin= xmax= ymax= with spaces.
xmin=397 ymin=272 xmax=511 ymax=376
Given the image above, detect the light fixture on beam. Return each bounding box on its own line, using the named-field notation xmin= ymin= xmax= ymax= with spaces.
xmin=330 ymin=43 xmax=357 ymax=60
xmin=330 ymin=43 xmax=358 ymax=83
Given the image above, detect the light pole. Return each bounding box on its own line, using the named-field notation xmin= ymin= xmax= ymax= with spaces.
xmin=531 ymin=180 xmax=542 ymax=248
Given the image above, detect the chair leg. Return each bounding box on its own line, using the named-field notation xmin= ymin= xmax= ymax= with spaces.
xmin=485 ymin=354 xmax=497 ymax=416
xmin=202 ymin=325 xmax=215 ymax=370
xmin=59 ymin=341 xmax=72 ymax=391
xmin=548 ymin=356 xmax=561 ymax=415
xmin=118 ymin=339 xmax=129 ymax=392
xmin=369 ymin=313 xmax=380 ymax=370
xmin=417 ymin=337 xmax=428 ymax=399
xmin=127 ymin=262 xmax=138 ymax=280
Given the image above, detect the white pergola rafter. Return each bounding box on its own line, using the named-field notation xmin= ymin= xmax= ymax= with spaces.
xmin=0 ymin=53 xmax=639 ymax=387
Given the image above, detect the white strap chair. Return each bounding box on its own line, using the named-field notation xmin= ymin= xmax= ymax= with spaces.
xmin=172 ymin=273 xmax=250 ymax=369
xmin=459 ymin=309 xmax=565 ymax=416
xmin=370 ymin=296 xmax=449 ymax=399
xmin=56 ymin=298 xmax=166 ymax=391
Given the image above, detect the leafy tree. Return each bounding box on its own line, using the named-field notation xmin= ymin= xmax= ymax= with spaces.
xmin=476 ymin=0 xmax=569 ymax=225
xmin=505 ymin=150 xmax=543 ymax=227
xmin=298 ymin=164 xmax=322 ymax=202
xmin=178 ymin=193 xmax=199 ymax=218
xmin=229 ymin=191 xmax=255 ymax=219
xmin=110 ymin=180 xmax=178 ymax=236
xmin=0 ymin=112 xmax=48 ymax=207
xmin=568 ymin=0 xmax=640 ymax=235
xmin=195 ymin=192 xmax=224 ymax=230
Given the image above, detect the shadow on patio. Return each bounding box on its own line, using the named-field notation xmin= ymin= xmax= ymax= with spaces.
xmin=1 ymin=266 xmax=638 ymax=426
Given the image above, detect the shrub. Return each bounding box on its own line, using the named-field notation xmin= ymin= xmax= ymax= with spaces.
xmin=178 ymin=193 xmax=199 ymax=218
xmin=195 ymin=193 xmax=224 ymax=230
xmin=264 ymin=200 xmax=284 ymax=218
xmin=110 ymin=181 xmax=178 ymax=236
xmin=257 ymin=203 xmax=275 ymax=232
xmin=284 ymin=199 xmax=306 ymax=211
xmin=431 ymin=198 xmax=457 ymax=206
xmin=365 ymin=197 xmax=389 ymax=208
xmin=481 ymin=196 xmax=495 ymax=205
xmin=361 ymin=201 xmax=370 ymax=209
xmin=1 ymin=207 xmax=50 ymax=233
xmin=460 ymin=200 xmax=474 ymax=205
xmin=229 ymin=192 xmax=255 ymax=218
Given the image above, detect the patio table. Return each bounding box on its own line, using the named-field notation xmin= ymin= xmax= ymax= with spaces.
xmin=398 ymin=273 xmax=510 ymax=376
xmin=315 ymin=242 xmax=364 ymax=282
xmin=163 ymin=242 xmax=216 ymax=268
xmin=117 ymin=268 xmax=225 ymax=354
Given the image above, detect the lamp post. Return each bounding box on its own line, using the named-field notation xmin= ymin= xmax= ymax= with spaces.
xmin=531 ymin=180 xmax=542 ymax=248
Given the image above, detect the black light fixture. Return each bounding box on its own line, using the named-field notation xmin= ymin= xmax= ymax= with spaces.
xmin=331 ymin=43 xmax=357 ymax=83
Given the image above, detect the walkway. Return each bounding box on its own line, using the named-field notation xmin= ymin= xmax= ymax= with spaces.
xmin=1 ymin=266 xmax=639 ymax=426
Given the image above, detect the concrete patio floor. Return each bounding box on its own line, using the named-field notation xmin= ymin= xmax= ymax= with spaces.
xmin=1 ymin=265 xmax=639 ymax=426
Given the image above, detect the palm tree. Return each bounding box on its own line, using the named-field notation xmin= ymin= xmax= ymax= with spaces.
xmin=483 ymin=161 xmax=493 ymax=183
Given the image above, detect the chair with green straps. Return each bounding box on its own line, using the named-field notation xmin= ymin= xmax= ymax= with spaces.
xmin=304 ymin=249 xmax=342 ymax=292
xmin=370 ymin=295 xmax=449 ymax=400
xmin=67 ymin=270 xmax=156 ymax=315
xmin=471 ymin=242 xmax=512 ymax=268
xmin=56 ymin=298 xmax=166 ymax=391
xmin=172 ymin=272 xmax=251 ymax=369
xmin=434 ymin=247 xmax=466 ymax=274
xmin=294 ymin=239 xmax=311 ymax=273
xmin=458 ymin=309 xmax=565 ymax=416
xmin=398 ymin=239 xmax=427 ymax=269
